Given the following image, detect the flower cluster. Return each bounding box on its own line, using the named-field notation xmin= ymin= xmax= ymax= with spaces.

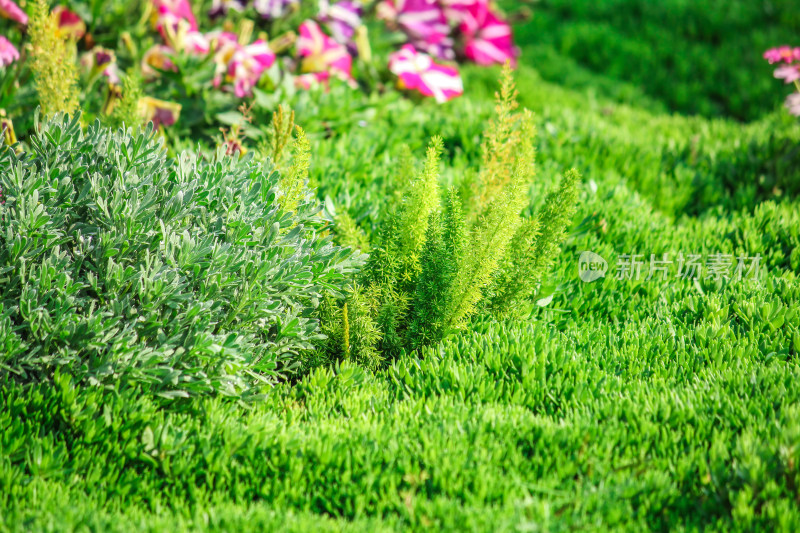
xmin=0 ymin=0 xmax=518 ymax=134
xmin=139 ymin=0 xmax=502 ymax=103
xmin=388 ymin=44 xmax=463 ymax=103
xmin=145 ymin=1 xmax=277 ymax=97
xmin=764 ymin=46 xmax=800 ymax=116
xmin=377 ymin=0 xmax=518 ymax=66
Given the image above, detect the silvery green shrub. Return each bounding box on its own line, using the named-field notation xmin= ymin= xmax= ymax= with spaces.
xmin=0 ymin=114 xmax=362 ymax=397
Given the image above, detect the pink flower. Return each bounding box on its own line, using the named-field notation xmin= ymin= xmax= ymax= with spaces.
xmin=439 ymin=0 xmax=480 ymax=24
xmin=295 ymin=72 xmax=331 ymax=90
xmin=205 ymin=32 xmax=276 ymax=97
xmin=142 ymin=44 xmax=177 ymax=77
xmin=207 ymin=31 xmax=240 ymax=87
xmin=786 ymin=93 xmax=800 ymax=117
xmin=228 ymin=40 xmax=275 ymax=97
xmin=774 ymin=65 xmax=800 ymax=84
xmin=297 ymin=20 xmax=354 ymax=83
xmin=0 ymin=36 xmax=19 ymax=67
xmin=181 ymin=31 xmax=211 ymax=55
xmin=139 ymin=97 xmax=182 ymax=128
xmin=459 ymin=2 xmax=517 ymax=66
xmin=764 ymin=46 xmax=800 ymax=65
xmin=319 ymin=0 xmax=362 ymax=44
xmin=378 ymin=0 xmax=454 ymax=60
xmin=153 ymin=0 xmax=198 ymax=37
xmin=0 ymin=0 xmax=27 ymax=25
xmin=53 ymin=5 xmax=86 ymax=40
xmin=81 ymin=46 xmax=121 ymax=84
xmin=388 ymin=44 xmax=463 ymax=103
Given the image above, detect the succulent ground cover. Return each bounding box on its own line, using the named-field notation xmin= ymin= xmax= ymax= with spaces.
xmin=1 ymin=0 xmax=800 ymax=531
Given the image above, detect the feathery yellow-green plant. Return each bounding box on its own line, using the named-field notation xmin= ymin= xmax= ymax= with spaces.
xmin=395 ymin=136 xmax=443 ymax=271
xmin=488 ymin=169 xmax=580 ymax=315
xmin=260 ymin=106 xmax=310 ymax=215
xmin=311 ymin=66 xmax=579 ymax=368
xmin=471 ymin=62 xmax=531 ymax=213
xmin=107 ymin=73 xmax=144 ymax=130
xmin=29 ymin=0 xmax=80 ymax=118
xmin=317 ymin=286 xmax=383 ymax=371
xmin=442 ymin=155 xmax=530 ymax=332
xmin=279 ymin=126 xmax=310 ymax=215
xmin=334 ymin=212 xmax=371 ymax=252
xmin=267 ymin=105 xmax=296 ymax=165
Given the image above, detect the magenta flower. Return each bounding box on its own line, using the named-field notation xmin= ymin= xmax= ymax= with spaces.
xmin=207 ymin=31 xmax=240 ymax=87
xmin=764 ymin=46 xmax=800 ymax=65
xmin=388 ymin=44 xmax=463 ymax=103
xmin=295 ymin=72 xmax=331 ymax=90
xmin=182 ymin=31 xmax=211 ymax=55
xmin=142 ymin=44 xmax=178 ymax=78
xmin=228 ymin=40 xmax=276 ymax=97
xmin=775 ymin=64 xmax=800 ymax=84
xmin=319 ymin=0 xmax=363 ymax=44
xmin=0 ymin=0 xmax=27 ymax=25
xmin=378 ymin=0 xmax=454 ymax=60
xmin=439 ymin=0 xmax=480 ymax=24
xmin=459 ymin=2 xmax=517 ymax=66
xmin=139 ymin=97 xmax=182 ymax=129
xmin=81 ymin=46 xmax=122 ymax=84
xmin=153 ymin=0 xmax=198 ymax=37
xmin=297 ymin=20 xmax=354 ymax=83
xmin=0 ymin=36 xmax=19 ymax=67
xmin=786 ymin=93 xmax=800 ymax=117
xmin=54 ymin=6 xmax=86 ymax=40
xmin=254 ymin=0 xmax=298 ymax=19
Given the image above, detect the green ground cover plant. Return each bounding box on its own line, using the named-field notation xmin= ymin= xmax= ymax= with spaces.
xmin=2 ymin=0 xmax=800 ymax=531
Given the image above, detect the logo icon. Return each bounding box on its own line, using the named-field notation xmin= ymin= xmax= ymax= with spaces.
xmin=578 ymin=251 xmax=608 ymax=283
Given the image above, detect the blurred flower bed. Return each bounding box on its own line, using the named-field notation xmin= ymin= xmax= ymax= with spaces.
xmin=0 ymin=0 xmax=518 ymax=145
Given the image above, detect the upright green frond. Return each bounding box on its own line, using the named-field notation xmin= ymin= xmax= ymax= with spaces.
xmin=375 ymin=284 xmax=411 ymax=359
xmin=396 ymin=136 xmax=443 ymax=269
xmin=107 ymin=73 xmax=144 ymax=131
xmin=334 ymin=211 xmax=371 ymax=253
xmin=29 ymin=0 xmax=80 ymax=117
xmin=444 ymin=158 xmax=530 ymax=332
xmin=529 ymin=168 xmax=581 ymax=278
xmin=472 ymin=62 xmax=523 ymax=211
xmin=268 ymin=105 xmax=296 ymax=165
xmin=408 ymin=189 xmax=466 ymax=347
xmin=388 ymin=144 xmax=417 ymax=214
xmin=488 ymin=169 xmax=580 ymax=314
xmin=280 ymin=126 xmax=310 ymax=214
xmin=344 ymin=285 xmax=383 ymax=371
xmin=313 ymin=284 xmax=383 ymax=371
xmin=486 ymin=217 xmax=541 ymax=313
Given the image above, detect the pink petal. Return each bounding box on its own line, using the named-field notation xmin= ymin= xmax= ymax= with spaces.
xmin=775 ymin=65 xmax=800 ymax=84
xmin=0 ymin=0 xmax=27 ymax=25
xmin=0 ymin=36 xmax=20 ymax=67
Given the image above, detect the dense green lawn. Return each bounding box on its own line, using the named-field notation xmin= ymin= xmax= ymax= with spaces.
xmin=3 ymin=2 xmax=800 ymax=531
xmin=507 ymin=0 xmax=800 ymax=121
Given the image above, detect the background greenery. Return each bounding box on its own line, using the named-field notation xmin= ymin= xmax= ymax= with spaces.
xmin=2 ymin=0 xmax=800 ymax=531
xmin=506 ymin=0 xmax=800 ymax=121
